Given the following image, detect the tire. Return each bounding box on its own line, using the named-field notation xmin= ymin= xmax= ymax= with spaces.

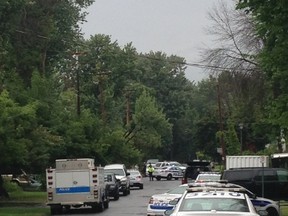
xmin=167 ymin=174 xmax=172 ymax=181
xmin=114 ymin=192 xmax=119 ymax=200
xmin=127 ymin=187 xmax=130 ymax=195
xmin=175 ymin=178 xmax=179 ymax=180
xmin=104 ymin=200 xmax=109 ymax=209
xmin=156 ymin=176 xmax=161 ymax=181
xmin=97 ymin=201 xmax=104 ymax=212
xmin=50 ymin=205 xmax=62 ymax=215
xmin=139 ymin=184 xmax=143 ymax=189
xmin=266 ymin=208 xmax=279 ymax=216
xmin=123 ymin=189 xmax=128 ymax=196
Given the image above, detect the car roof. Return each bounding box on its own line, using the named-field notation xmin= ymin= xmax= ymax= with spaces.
xmin=104 ymin=164 xmax=125 ymax=169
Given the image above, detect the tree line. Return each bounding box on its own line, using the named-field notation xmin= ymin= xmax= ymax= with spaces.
xmin=0 ymin=0 xmax=287 ymax=189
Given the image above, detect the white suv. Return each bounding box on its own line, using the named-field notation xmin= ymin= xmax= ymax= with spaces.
xmin=104 ymin=164 xmax=130 ymax=196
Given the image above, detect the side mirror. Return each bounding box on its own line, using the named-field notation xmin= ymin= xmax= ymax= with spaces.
xmin=168 ymin=198 xmax=179 ymax=206
xmin=258 ymin=210 xmax=268 ymax=216
xmin=164 ymin=209 xmax=174 ymax=216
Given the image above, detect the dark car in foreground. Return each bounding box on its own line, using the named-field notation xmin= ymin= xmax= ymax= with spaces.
xmin=104 ymin=172 xmax=120 ymax=200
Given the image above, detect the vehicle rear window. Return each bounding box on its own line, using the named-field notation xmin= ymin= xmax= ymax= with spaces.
xmin=254 ymin=170 xmax=277 ymax=181
xmin=277 ymin=170 xmax=288 ymax=181
xmin=223 ymin=170 xmax=254 ymax=181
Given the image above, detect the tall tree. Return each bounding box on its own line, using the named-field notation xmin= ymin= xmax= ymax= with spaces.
xmin=237 ymin=0 xmax=288 ymax=135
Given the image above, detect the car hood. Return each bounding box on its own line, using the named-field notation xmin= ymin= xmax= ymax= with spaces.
xmin=150 ymin=193 xmax=182 ymax=204
xmin=114 ymin=175 xmax=126 ymax=180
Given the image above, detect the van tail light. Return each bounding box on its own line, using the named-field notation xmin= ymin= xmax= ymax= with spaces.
xmin=48 ymin=192 xmax=53 ymax=201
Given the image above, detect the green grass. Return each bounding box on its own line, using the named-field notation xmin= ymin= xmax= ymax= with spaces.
xmin=0 ymin=207 xmax=49 ymax=216
xmin=8 ymin=191 xmax=46 ymax=202
xmin=0 ymin=184 xmax=48 ymax=216
xmin=280 ymin=204 xmax=288 ymax=215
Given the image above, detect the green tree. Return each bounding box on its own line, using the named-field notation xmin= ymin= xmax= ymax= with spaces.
xmin=131 ymin=90 xmax=172 ymax=159
xmin=237 ymin=0 xmax=288 ymax=133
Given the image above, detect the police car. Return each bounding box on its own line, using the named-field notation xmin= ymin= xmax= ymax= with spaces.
xmin=147 ymin=184 xmax=188 ymax=216
xmin=164 ymin=183 xmax=268 ymax=216
xmin=147 ymin=181 xmax=278 ymax=216
xmin=154 ymin=166 xmax=183 ymax=181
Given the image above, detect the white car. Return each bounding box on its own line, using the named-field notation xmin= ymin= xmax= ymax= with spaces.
xmin=155 ymin=161 xmax=186 ymax=172
xmin=154 ymin=166 xmax=183 ymax=181
xmin=164 ymin=184 xmax=267 ymax=216
xmin=128 ymin=169 xmax=143 ymax=189
xmin=147 ymin=184 xmax=189 ymax=216
xmin=147 ymin=182 xmax=278 ymax=216
xmin=195 ymin=172 xmax=221 ymax=182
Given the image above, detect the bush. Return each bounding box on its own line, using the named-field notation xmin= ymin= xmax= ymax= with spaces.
xmin=3 ymin=180 xmax=22 ymax=193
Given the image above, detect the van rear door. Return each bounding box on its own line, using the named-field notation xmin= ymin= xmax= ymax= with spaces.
xmin=55 ymin=170 xmax=90 ymax=194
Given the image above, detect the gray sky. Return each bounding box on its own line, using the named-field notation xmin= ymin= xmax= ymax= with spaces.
xmin=81 ymin=0 xmax=233 ymax=82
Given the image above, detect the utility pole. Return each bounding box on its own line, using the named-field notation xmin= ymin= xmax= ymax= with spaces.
xmin=73 ymin=50 xmax=86 ymax=116
xmin=217 ymin=83 xmax=226 ymax=165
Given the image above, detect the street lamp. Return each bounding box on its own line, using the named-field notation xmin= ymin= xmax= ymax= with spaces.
xmin=239 ymin=123 xmax=243 ymax=154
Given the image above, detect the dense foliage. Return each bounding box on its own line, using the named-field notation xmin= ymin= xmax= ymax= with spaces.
xmin=0 ymin=1 xmax=287 ymax=197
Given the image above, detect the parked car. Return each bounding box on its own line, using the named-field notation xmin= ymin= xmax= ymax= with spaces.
xmin=164 ymin=182 xmax=267 ymax=216
xmin=195 ymin=172 xmax=221 ymax=182
xmin=182 ymin=160 xmax=212 ymax=184
xmin=154 ymin=166 xmax=183 ymax=181
xmin=104 ymin=171 xmax=120 ymax=200
xmin=221 ymin=167 xmax=288 ymax=200
xmin=104 ymin=164 xmax=130 ymax=196
xmin=10 ymin=170 xmax=42 ymax=191
xmin=154 ymin=161 xmax=186 ymax=172
xmin=147 ymin=184 xmax=189 ymax=216
xmin=128 ymin=169 xmax=144 ymax=189
xmin=148 ymin=182 xmax=279 ymax=216
xmin=190 ymin=181 xmax=279 ymax=216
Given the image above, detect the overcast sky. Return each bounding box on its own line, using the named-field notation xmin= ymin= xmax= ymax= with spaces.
xmin=81 ymin=0 xmax=234 ymax=82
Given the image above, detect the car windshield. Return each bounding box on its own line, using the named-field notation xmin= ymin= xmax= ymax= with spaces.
xmin=170 ymin=162 xmax=181 ymax=166
xmin=129 ymin=171 xmax=140 ymax=176
xmin=105 ymin=169 xmax=124 ymax=176
xmin=166 ymin=185 xmax=188 ymax=194
xmin=179 ymin=197 xmax=249 ymax=212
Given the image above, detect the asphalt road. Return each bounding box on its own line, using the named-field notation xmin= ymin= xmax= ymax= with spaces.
xmin=62 ymin=176 xmax=181 ymax=216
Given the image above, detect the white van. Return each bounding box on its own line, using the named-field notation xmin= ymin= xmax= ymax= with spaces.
xmin=104 ymin=164 xmax=130 ymax=196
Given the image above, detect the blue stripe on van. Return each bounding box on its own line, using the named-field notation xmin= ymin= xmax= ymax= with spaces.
xmin=56 ymin=186 xmax=90 ymax=194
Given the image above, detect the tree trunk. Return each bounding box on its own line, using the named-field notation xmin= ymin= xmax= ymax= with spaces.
xmin=0 ymin=175 xmax=9 ymax=199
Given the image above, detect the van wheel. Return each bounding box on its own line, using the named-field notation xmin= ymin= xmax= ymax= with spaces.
xmin=267 ymin=208 xmax=279 ymax=216
xmin=50 ymin=205 xmax=62 ymax=215
xmin=156 ymin=176 xmax=161 ymax=181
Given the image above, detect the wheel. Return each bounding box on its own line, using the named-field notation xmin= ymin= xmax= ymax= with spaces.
xmin=127 ymin=187 xmax=130 ymax=195
xmin=114 ymin=192 xmax=119 ymax=200
xmin=266 ymin=207 xmax=279 ymax=216
xmin=97 ymin=201 xmax=104 ymax=212
xmin=156 ymin=176 xmax=161 ymax=181
xmin=175 ymin=177 xmax=179 ymax=180
xmin=104 ymin=199 xmax=109 ymax=209
xmin=167 ymin=174 xmax=172 ymax=181
xmin=139 ymin=184 xmax=143 ymax=189
xmin=114 ymin=188 xmax=120 ymax=200
xmin=50 ymin=205 xmax=62 ymax=215
xmin=123 ymin=188 xmax=128 ymax=196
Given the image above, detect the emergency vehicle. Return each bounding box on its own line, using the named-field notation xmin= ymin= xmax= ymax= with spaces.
xmin=46 ymin=158 xmax=109 ymax=215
